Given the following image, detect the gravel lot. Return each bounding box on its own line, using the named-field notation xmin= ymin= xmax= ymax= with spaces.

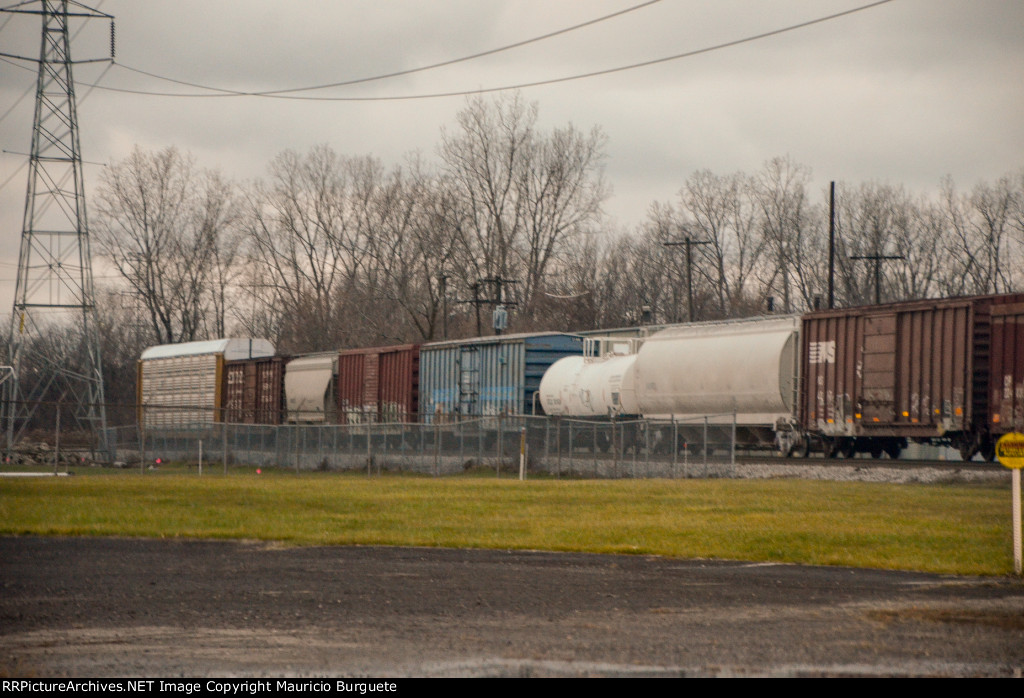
xmin=2 ymin=535 xmax=1023 ymax=678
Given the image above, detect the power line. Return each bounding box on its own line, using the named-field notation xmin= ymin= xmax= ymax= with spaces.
xmin=111 ymin=0 xmax=664 ymax=98
xmin=80 ymin=0 xmax=895 ymax=102
xmin=0 ymin=80 xmax=34 ymax=125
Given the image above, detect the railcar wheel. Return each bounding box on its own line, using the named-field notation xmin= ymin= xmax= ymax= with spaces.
xmin=869 ymin=444 xmax=883 ymax=459
xmin=982 ymin=440 xmax=996 ymax=463
xmin=840 ymin=440 xmax=857 ymax=459
xmin=958 ymin=440 xmax=978 ymax=462
xmin=884 ymin=441 xmax=903 ymax=460
xmin=785 ymin=439 xmax=810 ymax=458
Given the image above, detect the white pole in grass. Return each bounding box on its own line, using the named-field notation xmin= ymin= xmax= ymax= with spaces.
xmin=995 ymin=433 xmax=1024 ymax=575
xmin=1014 ymin=469 xmax=1022 ymax=576
xmin=198 ymin=438 xmax=203 ymax=477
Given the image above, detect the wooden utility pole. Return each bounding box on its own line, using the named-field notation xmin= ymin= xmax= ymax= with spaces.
xmin=663 ymin=237 xmax=710 ymax=322
xmin=828 ymin=181 xmax=836 ymax=309
xmin=851 ymin=253 xmax=904 ymax=305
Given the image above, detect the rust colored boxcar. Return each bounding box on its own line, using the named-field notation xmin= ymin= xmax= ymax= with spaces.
xmin=337 ymin=344 xmax=420 ymax=423
xmin=223 ymin=356 xmax=286 ymax=424
xmin=990 ymin=301 xmax=1024 ymax=437
xmin=800 ymin=294 xmax=1024 ymax=460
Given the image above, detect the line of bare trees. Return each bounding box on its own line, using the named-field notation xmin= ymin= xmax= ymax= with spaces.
xmin=593 ymin=159 xmax=1024 ymax=326
xmin=18 ymin=93 xmax=1012 ymax=418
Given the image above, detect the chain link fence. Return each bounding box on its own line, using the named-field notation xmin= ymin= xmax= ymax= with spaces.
xmin=94 ymin=413 xmax=759 ymax=479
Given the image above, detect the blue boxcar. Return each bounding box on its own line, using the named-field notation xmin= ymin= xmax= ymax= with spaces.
xmin=419 ymin=332 xmax=584 ymax=422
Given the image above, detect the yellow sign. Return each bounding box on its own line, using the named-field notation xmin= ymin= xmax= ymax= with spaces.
xmin=996 ymin=433 xmax=1024 ymax=470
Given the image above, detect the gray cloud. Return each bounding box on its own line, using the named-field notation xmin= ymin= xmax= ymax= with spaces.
xmin=1 ymin=0 xmax=1021 ymax=312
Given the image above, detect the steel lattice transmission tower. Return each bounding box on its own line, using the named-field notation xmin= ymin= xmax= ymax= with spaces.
xmin=3 ymin=0 xmax=113 ymax=456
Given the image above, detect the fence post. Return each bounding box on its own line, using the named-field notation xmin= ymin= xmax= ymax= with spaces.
xmin=644 ymin=421 xmax=651 ymax=477
xmin=703 ymin=416 xmax=709 ymax=475
xmin=223 ymin=418 xmax=228 ymax=475
xmin=556 ymin=417 xmax=562 ymax=478
xmin=542 ymin=417 xmax=550 ymax=476
xmin=497 ymin=413 xmax=503 ymax=478
xmin=568 ymin=421 xmax=574 ymax=477
xmin=366 ymin=420 xmax=372 ymax=476
xmin=54 ymin=403 xmax=60 ymax=475
xmin=684 ymin=425 xmax=689 ymax=476
xmin=731 ymin=411 xmax=737 ymax=466
xmin=139 ymin=408 xmax=146 ymax=475
xmin=519 ymin=426 xmax=526 ymax=481
xmin=612 ymin=418 xmax=618 ymax=479
xmin=434 ymin=420 xmax=440 ymax=477
xmin=672 ymin=415 xmax=677 ymax=479
xmin=626 ymin=419 xmax=634 ymax=478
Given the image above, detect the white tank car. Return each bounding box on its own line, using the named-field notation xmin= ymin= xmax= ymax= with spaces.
xmin=539 ymin=338 xmax=640 ymax=417
xmin=633 ymin=315 xmax=801 ymax=427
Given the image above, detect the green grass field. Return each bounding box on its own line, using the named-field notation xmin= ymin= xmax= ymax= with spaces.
xmin=0 ymin=467 xmax=1016 ymax=576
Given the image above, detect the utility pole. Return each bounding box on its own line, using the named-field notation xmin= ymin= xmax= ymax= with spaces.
xmin=458 ymin=276 xmax=519 ymax=337
xmin=850 ymin=253 xmax=904 ymax=305
xmin=437 ymin=273 xmax=449 ymax=340
xmin=828 ymin=181 xmax=836 ymax=309
xmin=663 ymin=236 xmax=710 ymax=323
xmin=3 ymin=1 xmax=114 ymax=458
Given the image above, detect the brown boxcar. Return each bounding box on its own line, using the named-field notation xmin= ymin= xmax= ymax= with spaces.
xmin=223 ymin=356 xmax=286 ymax=424
xmin=990 ymin=301 xmax=1024 ymax=437
xmin=337 ymin=344 xmax=420 ymax=423
xmin=800 ymin=293 xmax=1024 ymax=460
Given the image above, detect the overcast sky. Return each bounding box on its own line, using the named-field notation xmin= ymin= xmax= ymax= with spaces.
xmin=1 ymin=0 xmax=1022 ymax=315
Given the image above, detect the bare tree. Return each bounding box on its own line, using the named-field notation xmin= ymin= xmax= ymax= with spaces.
xmin=93 ymin=147 xmax=240 ymax=345
xmin=752 ymin=157 xmax=823 ymax=312
xmin=939 ymin=176 xmax=1016 ymax=296
xmin=964 ymin=175 xmax=1017 ymax=294
xmin=92 ymin=286 xmax=152 ymax=425
xmin=439 ymin=94 xmax=608 ymax=331
xmin=890 ymin=191 xmax=948 ymax=301
xmin=370 ymin=168 xmax=476 ymax=341
xmin=197 ymin=171 xmax=245 ymax=337
xmin=243 ymin=146 xmax=379 ymax=352
xmin=671 ymin=170 xmax=767 ymax=318
xmin=832 ymin=182 xmax=909 ymax=306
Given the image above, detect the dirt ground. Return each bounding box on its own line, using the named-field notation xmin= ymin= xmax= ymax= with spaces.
xmin=1 ymin=536 xmax=1023 ymax=677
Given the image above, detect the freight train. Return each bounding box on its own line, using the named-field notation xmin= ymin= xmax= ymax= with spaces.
xmin=137 ymin=293 xmax=1024 ymax=461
